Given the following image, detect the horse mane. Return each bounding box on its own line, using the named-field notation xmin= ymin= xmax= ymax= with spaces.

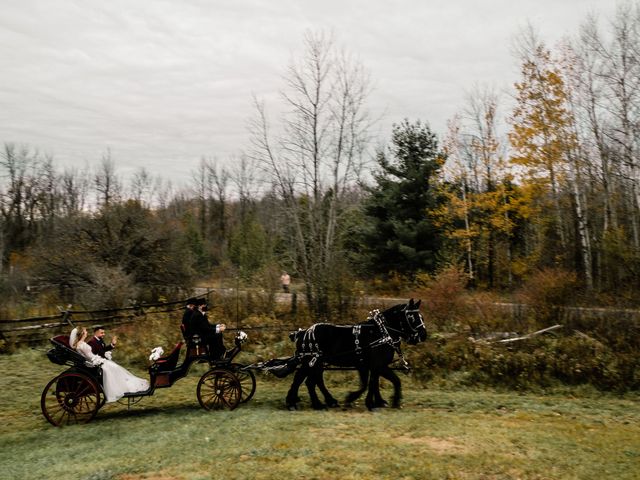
xmin=382 ymin=303 xmax=406 ymax=315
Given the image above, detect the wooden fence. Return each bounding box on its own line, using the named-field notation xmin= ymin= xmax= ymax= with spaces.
xmin=2 ymin=289 xmax=639 ymax=347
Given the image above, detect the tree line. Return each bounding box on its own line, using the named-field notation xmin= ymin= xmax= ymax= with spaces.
xmin=2 ymin=4 xmax=639 ymax=318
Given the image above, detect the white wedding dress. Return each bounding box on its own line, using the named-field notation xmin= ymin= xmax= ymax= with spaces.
xmin=76 ymin=341 xmax=149 ymax=403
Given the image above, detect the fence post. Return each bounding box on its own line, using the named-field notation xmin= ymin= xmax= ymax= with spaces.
xmin=291 ymin=292 xmax=297 ymax=318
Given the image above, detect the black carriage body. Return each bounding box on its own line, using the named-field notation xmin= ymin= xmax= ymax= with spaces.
xmin=41 ymin=331 xmax=251 ymax=426
xmin=46 ymin=335 xmax=102 ymax=381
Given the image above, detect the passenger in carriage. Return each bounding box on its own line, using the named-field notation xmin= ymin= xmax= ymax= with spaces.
xmin=72 ymin=327 xmax=149 ymax=402
xmin=190 ymin=298 xmax=227 ymax=360
xmin=87 ymin=325 xmax=117 ymax=359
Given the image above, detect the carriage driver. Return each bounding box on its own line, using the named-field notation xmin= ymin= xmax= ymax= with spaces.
xmin=181 ymin=297 xmax=198 ymax=336
xmin=184 ymin=298 xmax=227 ymax=359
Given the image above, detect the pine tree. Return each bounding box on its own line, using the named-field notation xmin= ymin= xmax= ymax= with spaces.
xmin=361 ymin=120 xmax=445 ymax=275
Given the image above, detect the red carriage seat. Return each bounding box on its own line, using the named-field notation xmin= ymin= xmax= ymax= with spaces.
xmin=48 ymin=335 xmax=89 ymax=367
xmin=51 ymin=334 xmax=72 ymax=349
xmin=152 ymin=342 xmax=183 ymax=371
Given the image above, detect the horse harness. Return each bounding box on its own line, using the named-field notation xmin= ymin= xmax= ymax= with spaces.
xmin=368 ymin=309 xmax=409 ymax=370
xmin=299 ymin=323 xmax=323 ymax=367
xmin=297 ymin=310 xmax=410 ymax=369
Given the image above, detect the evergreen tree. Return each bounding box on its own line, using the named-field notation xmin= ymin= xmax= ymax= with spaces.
xmin=360 ymin=120 xmax=446 ymax=275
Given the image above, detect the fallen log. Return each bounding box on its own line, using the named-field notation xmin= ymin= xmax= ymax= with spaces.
xmin=494 ymin=324 xmax=563 ymax=343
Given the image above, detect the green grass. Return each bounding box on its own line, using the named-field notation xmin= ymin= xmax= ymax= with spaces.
xmin=1 ymin=348 xmax=639 ymax=480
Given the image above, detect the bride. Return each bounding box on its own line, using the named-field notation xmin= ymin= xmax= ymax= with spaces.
xmin=71 ymin=327 xmax=149 ymax=403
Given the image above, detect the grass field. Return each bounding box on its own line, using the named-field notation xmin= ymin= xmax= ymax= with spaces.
xmin=1 ymin=348 xmax=639 ymax=480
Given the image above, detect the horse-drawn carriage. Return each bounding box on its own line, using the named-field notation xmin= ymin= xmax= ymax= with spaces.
xmin=41 ymin=299 xmax=426 ymax=426
xmin=41 ymin=330 xmax=256 ymax=426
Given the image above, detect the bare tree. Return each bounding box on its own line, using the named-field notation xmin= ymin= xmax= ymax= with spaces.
xmin=206 ymin=159 xmax=229 ymax=238
xmin=249 ymin=31 xmax=371 ymax=318
xmin=559 ymin=43 xmax=595 ymax=289
xmin=60 ymin=167 xmax=89 ymax=216
xmin=581 ymin=4 xmax=640 ymax=246
xmin=569 ymin=4 xmax=640 ymax=287
xmin=230 ymin=154 xmax=261 ymax=222
xmin=192 ymin=158 xmax=208 ymax=237
xmin=130 ymin=167 xmax=157 ymax=207
xmin=0 ymin=144 xmax=35 ymax=268
xmin=190 ymin=157 xmax=230 ymax=264
xmin=94 ymin=150 xmax=121 ymax=208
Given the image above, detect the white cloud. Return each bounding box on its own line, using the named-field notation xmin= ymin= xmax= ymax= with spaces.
xmin=0 ymin=0 xmax=619 ymax=186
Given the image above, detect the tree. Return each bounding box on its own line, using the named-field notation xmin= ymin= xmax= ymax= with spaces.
xmin=509 ymin=32 xmax=575 ymax=266
xmin=60 ymin=167 xmax=89 ymax=216
xmin=249 ymin=31 xmax=371 ymax=318
xmin=0 ymin=143 xmax=54 ymax=270
xmin=28 ymin=201 xmax=194 ymax=307
xmin=130 ymin=167 xmax=158 ymax=207
xmin=190 ymin=157 xmax=230 ymax=267
xmin=440 ymin=87 xmax=518 ymax=288
xmin=573 ymin=5 xmax=640 ymax=288
xmin=94 ymin=151 xmax=121 ymax=208
xmin=228 ymin=215 xmax=272 ymax=279
xmin=360 ymin=119 xmax=445 ymax=275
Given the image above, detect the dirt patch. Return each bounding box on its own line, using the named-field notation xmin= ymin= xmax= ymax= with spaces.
xmin=395 ymin=435 xmax=470 ymax=454
xmin=118 ymin=474 xmax=184 ymax=480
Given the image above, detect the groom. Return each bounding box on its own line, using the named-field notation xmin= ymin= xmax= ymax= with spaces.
xmin=88 ymin=325 xmax=117 ymax=358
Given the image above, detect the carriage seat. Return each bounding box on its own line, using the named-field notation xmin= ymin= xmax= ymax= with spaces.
xmin=53 ymin=334 xmax=73 ymax=348
xmin=151 ymin=342 xmax=183 ymax=372
xmin=47 ymin=335 xmax=87 ymax=366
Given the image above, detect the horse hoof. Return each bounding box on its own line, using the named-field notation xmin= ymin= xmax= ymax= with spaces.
xmin=286 ymin=404 xmax=297 ymax=411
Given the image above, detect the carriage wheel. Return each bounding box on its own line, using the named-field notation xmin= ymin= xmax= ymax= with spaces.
xmin=41 ymin=372 xmax=100 ymax=427
xmin=196 ymin=369 xmax=241 ymax=411
xmin=230 ymin=363 xmax=256 ymax=403
xmin=98 ymin=389 xmax=107 ymax=409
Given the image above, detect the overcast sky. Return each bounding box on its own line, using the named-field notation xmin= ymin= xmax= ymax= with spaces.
xmin=0 ymin=0 xmax=619 ymax=187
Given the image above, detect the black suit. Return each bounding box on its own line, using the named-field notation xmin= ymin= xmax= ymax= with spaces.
xmin=181 ymin=307 xmax=195 ymax=338
xmin=190 ymin=309 xmax=225 ymax=359
xmin=87 ymin=336 xmax=114 ymax=358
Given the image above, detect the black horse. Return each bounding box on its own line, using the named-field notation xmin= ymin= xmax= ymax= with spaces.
xmin=285 ymin=299 xmax=426 ymax=411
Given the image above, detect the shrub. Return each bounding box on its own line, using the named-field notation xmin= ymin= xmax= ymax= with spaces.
xmin=411 ymin=333 xmax=639 ymax=392
xmin=517 ymin=267 xmax=578 ymax=326
xmin=415 ymin=265 xmax=469 ymax=331
xmin=77 ymin=264 xmax=140 ymax=309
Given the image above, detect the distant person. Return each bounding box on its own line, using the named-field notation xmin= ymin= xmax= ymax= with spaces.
xmin=87 ymin=325 xmax=117 ymax=359
xmin=280 ymin=272 xmax=291 ymax=293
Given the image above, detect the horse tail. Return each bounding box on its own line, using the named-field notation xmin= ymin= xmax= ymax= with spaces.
xmin=262 ymin=356 xmax=300 ymax=378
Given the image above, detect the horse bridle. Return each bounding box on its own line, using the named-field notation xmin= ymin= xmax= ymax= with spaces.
xmin=401 ymin=307 xmax=426 ymax=343
xmin=369 ymin=306 xmax=424 ymax=344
